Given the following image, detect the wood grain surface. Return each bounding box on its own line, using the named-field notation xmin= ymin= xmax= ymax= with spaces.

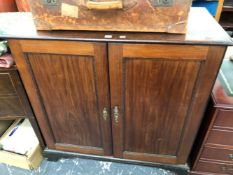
xmin=195 ymin=160 xmax=233 ymax=174
xmin=28 ymin=54 xmax=102 ymax=147
xmin=109 ymin=43 xmax=216 ymax=164
xmin=9 ymin=40 xmax=112 ymax=156
xmin=190 ymin=72 xmax=233 ymax=175
xmin=0 ymin=72 xmax=16 ymax=95
xmin=123 ymin=59 xmax=200 ymax=155
xmin=0 ymin=9 xmax=232 ymax=46
xmin=0 ymin=69 xmax=26 ymax=119
xmin=29 ymin=0 xmax=192 ymax=33
xmin=214 ymin=109 xmax=233 ymax=129
xmin=201 ymin=146 xmax=233 ymax=163
xmin=7 ymin=35 xmax=228 ymax=165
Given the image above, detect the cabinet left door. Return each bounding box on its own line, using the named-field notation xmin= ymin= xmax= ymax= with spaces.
xmin=9 ymin=40 xmax=112 ymax=156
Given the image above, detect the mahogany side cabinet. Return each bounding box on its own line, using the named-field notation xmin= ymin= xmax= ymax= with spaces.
xmin=0 ymin=8 xmax=232 ymax=171
xmin=190 ymin=79 xmax=233 ymax=175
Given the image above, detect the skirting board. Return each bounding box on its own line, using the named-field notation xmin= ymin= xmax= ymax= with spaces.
xmin=43 ymin=148 xmax=189 ymax=175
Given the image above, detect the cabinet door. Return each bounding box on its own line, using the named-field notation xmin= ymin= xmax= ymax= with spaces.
xmin=9 ymin=40 xmax=112 ymax=156
xmin=109 ymin=43 xmax=225 ymax=164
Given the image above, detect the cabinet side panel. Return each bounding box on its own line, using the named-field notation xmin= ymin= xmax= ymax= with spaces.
xmin=177 ymin=46 xmax=227 ymax=163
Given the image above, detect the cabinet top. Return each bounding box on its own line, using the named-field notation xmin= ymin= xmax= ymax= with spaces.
xmin=0 ymin=8 xmax=232 ymax=46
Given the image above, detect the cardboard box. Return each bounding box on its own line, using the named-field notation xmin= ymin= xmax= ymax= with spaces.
xmin=0 ymin=119 xmax=43 ymax=170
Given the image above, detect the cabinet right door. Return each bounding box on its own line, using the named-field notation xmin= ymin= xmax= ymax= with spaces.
xmin=109 ymin=43 xmax=226 ymax=164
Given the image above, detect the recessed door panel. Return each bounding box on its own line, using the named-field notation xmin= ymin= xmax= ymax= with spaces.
xmin=28 ymin=54 xmax=102 ymax=147
xmin=124 ymin=58 xmax=200 ymax=156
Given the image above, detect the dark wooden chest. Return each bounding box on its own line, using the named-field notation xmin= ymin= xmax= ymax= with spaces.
xmin=29 ymin=0 xmax=192 ymax=33
xmin=190 ymin=79 xmax=233 ymax=175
